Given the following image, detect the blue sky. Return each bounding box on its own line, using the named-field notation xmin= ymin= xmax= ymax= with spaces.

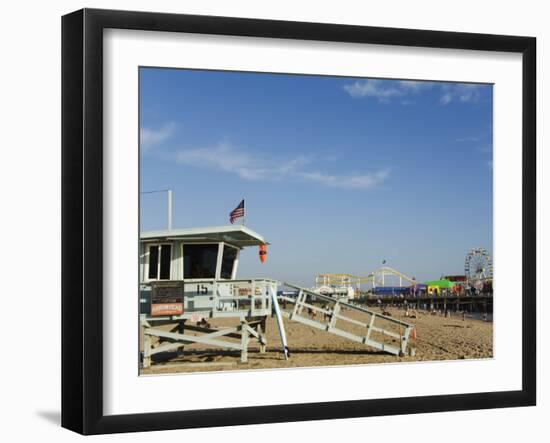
xmin=140 ymin=68 xmax=493 ymax=286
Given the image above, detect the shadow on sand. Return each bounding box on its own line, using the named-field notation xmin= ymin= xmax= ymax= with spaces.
xmin=145 ymin=347 xmax=386 ymax=366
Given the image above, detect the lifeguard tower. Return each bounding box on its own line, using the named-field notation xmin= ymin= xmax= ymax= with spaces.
xmin=139 ymin=225 xmax=288 ymax=368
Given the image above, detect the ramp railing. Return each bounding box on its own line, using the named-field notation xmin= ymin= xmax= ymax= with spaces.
xmin=280 ymin=282 xmax=414 ymax=356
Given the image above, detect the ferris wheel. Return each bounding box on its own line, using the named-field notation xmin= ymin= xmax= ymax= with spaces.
xmin=464 ymin=247 xmax=493 ymax=288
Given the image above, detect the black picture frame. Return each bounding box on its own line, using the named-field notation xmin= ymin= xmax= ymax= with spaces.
xmin=62 ymin=8 xmax=536 ymax=435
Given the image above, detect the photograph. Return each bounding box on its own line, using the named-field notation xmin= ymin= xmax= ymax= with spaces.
xmin=138 ymin=68 xmax=494 ymax=375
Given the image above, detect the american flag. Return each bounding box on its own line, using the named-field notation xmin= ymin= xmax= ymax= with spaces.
xmin=229 ymin=199 xmax=245 ymax=224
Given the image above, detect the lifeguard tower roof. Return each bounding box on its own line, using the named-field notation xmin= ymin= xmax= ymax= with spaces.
xmin=140 ymin=225 xmax=268 ymax=248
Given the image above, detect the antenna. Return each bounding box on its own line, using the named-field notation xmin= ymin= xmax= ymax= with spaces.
xmin=141 ymin=189 xmax=173 ymax=230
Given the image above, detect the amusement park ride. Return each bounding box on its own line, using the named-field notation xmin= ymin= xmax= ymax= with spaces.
xmin=314 ymin=266 xmax=417 ymax=300
xmin=464 ymin=247 xmax=493 ymax=290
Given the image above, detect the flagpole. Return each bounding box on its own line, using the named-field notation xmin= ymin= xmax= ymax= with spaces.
xmin=242 ymin=198 xmax=245 ymax=227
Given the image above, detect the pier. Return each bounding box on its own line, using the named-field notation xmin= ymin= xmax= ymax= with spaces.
xmin=356 ymin=295 xmax=493 ymax=315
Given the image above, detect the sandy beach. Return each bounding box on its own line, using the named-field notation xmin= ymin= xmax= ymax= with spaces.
xmin=140 ymin=306 xmax=493 ymax=375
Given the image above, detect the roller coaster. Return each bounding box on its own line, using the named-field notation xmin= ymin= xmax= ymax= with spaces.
xmin=315 ymin=266 xmax=417 ymax=299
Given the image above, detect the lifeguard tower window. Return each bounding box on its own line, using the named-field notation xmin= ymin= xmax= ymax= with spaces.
xmin=148 ymin=244 xmax=172 ymax=280
xmin=221 ymin=245 xmax=238 ymax=279
xmin=183 ymin=244 xmax=218 ymax=279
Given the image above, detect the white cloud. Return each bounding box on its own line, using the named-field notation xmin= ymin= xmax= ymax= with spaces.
xmin=175 ymin=143 xmax=309 ymax=181
xmin=398 ymin=80 xmax=433 ymax=92
xmin=343 ymin=79 xmax=404 ymax=102
xmin=140 ymin=123 xmax=176 ymax=151
xmin=440 ymin=93 xmax=452 ymax=105
xmin=299 ymin=169 xmax=390 ymax=190
xmin=454 ymin=136 xmax=493 ymax=156
xmin=439 ymin=84 xmax=484 ymax=105
xmin=342 ymin=79 xmax=433 ymax=103
xmin=174 ymin=143 xmax=389 ymax=190
xmin=343 ymin=78 xmax=487 ymax=106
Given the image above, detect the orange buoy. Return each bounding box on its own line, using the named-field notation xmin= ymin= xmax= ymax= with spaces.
xmin=259 ymin=244 xmax=267 ymax=263
xmin=411 ymin=328 xmax=417 ymax=340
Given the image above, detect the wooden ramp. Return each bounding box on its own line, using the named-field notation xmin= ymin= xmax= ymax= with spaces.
xmin=280 ymin=282 xmax=414 ymax=356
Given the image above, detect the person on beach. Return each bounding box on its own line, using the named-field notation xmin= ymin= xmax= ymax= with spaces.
xmin=322 ymin=304 xmax=330 ymax=321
